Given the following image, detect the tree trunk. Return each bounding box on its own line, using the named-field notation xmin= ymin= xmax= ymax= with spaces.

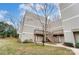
xmin=42 ymin=17 xmax=47 ymax=46
xmin=43 ymin=30 xmax=46 ymax=46
xmin=42 ymin=26 xmax=45 ymax=46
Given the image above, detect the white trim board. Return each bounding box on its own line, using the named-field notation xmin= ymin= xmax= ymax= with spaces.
xmin=62 ymin=14 xmax=79 ymax=22
xmin=50 ymin=26 xmax=63 ymax=32
xmin=22 ymin=32 xmax=34 ymax=34
xmin=64 ymin=30 xmax=72 ymax=32
xmin=24 ymin=24 xmax=42 ymax=29
xmin=61 ymin=4 xmax=75 ymax=12
xmin=52 ymin=26 xmax=62 ymax=30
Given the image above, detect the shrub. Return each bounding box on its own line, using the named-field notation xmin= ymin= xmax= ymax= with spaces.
xmin=64 ymin=42 xmax=74 ymax=47
xmin=23 ymin=39 xmax=33 ymax=43
xmin=14 ymin=34 xmax=19 ymax=38
xmin=75 ymin=43 xmax=79 ymax=48
xmin=0 ymin=31 xmax=5 ymax=38
xmin=0 ymin=21 xmax=18 ymax=38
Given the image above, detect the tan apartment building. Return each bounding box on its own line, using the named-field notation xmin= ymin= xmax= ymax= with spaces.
xmin=19 ymin=3 xmax=79 ymax=47
xmin=60 ymin=3 xmax=79 ymax=46
xmin=19 ymin=10 xmax=63 ymax=43
xmin=19 ymin=12 xmax=43 ymax=42
xmin=19 ymin=11 xmax=52 ymax=42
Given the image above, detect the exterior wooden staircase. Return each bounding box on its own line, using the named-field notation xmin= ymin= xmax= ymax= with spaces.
xmin=47 ymin=33 xmax=55 ymax=43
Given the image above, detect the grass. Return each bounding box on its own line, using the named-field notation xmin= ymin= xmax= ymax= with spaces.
xmin=0 ymin=38 xmax=75 ymax=55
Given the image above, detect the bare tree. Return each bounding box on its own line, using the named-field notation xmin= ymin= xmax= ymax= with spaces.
xmin=24 ymin=3 xmax=59 ymax=46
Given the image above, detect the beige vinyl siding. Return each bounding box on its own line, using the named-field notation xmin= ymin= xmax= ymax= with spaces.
xmin=59 ymin=3 xmax=72 ymax=11
xmin=20 ymin=33 xmax=34 ymax=42
xmin=61 ymin=4 xmax=79 ymax=20
xmin=23 ymin=26 xmax=35 ymax=33
xmin=50 ymin=20 xmax=63 ymax=32
xmin=63 ymin=16 xmax=79 ymax=30
xmin=23 ymin=25 xmax=42 ymax=32
xmin=60 ymin=3 xmax=79 ymax=31
xmin=59 ymin=3 xmax=79 ymax=44
xmin=24 ymin=17 xmax=42 ymax=27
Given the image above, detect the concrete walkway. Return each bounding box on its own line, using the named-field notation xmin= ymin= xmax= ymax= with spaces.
xmin=45 ymin=43 xmax=79 ymax=55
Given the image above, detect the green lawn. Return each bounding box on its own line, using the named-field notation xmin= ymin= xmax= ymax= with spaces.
xmin=0 ymin=38 xmax=75 ymax=55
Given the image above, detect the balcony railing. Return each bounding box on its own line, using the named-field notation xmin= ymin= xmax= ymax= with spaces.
xmin=34 ymin=29 xmax=50 ymax=35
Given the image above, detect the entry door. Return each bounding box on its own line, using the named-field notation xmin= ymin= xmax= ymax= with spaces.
xmin=58 ymin=36 xmax=64 ymax=43
xmin=74 ymin=32 xmax=79 ymax=43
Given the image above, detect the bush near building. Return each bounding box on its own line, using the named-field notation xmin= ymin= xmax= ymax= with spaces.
xmin=64 ymin=42 xmax=79 ymax=48
xmin=64 ymin=42 xmax=74 ymax=47
xmin=75 ymin=43 xmax=79 ymax=48
xmin=0 ymin=22 xmax=19 ymax=38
